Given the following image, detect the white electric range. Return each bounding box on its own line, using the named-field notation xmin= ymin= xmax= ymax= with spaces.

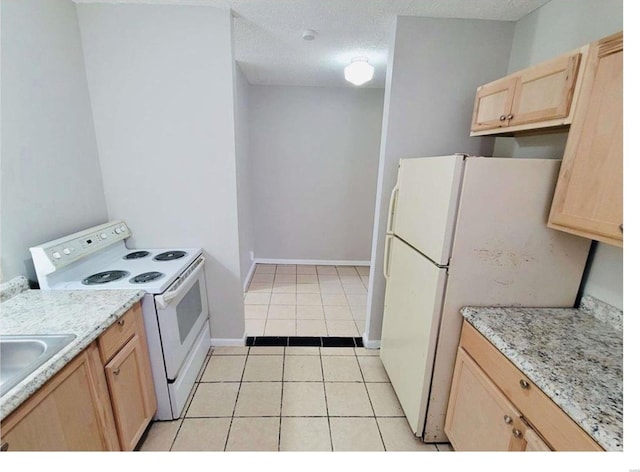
xmin=30 ymin=220 xmax=210 ymax=420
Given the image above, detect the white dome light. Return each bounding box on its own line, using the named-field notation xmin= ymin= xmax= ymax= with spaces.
xmin=344 ymin=58 xmax=374 ymax=86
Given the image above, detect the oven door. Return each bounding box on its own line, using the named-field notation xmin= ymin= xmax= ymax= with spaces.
xmin=154 ymin=256 xmax=209 ymax=380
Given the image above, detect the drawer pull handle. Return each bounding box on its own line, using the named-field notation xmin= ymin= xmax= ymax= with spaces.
xmin=503 ymin=415 xmax=513 ymax=424
xmin=1 ymin=442 xmax=8 ymax=451
xmin=117 ymin=319 xmax=125 ymax=326
xmin=512 ymin=429 xmax=522 ymax=439
xmin=519 ymin=379 xmax=530 ymax=389
xmin=113 ymin=368 xmax=121 ymax=376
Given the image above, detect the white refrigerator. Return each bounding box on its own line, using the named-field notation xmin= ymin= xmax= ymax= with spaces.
xmin=380 ymin=155 xmax=591 ymax=443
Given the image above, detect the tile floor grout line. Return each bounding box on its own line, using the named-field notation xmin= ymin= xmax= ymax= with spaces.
xmin=277 ymin=347 xmax=286 ymax=451
xmin=355 ymin=350 xmax=388 ymax=451
xmin=167 ymin=348 xmax=216 ymax=450
xmin=166 ymin=393 xmax=189 ymax=451
xmin=222 ymin=349 xmax=250 ymax=451
xmin=318 ymin=346 xmax=335 ymax=451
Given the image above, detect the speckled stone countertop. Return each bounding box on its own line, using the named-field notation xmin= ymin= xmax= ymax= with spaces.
xmin=461 ymin=300 xmax=622 ymax=451
xmin=0 ymin=276 xmax=30 ymax=302
xmin=0 ymin=289 xmax=145 ymax=420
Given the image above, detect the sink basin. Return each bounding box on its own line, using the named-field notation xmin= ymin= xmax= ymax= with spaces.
xmin=0 ymin=334 xmax=77 ymax=396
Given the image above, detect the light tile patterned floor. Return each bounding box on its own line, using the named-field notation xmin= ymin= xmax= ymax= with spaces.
xmin=244 ymin=264 xmax=369 ymax=337
xmin=139 ymin=345 xmax=453 ymax=452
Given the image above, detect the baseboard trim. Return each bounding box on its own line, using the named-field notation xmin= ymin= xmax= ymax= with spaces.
xmin=253 ymin=258 xmax=370 ymax=266
xmin=211 ymin=337 xmax=246 ymax=347
xmin=243 ymin=261 xmax=257 ymax=292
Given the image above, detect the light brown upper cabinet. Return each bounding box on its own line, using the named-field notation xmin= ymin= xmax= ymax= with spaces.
xmin=548 ymin=32 xmax=623 ymax=247
xmin=470 ymin=48 xmax=586 ymax=136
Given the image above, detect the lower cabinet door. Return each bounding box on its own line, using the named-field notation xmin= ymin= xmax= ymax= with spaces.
xmin=523 ymin=428 xmax=552 ymax=451
xmin=104 ymin=334 xmax=156 ymax=450
xmin=1 ymin=343 xmax=119 ymax=451
xmin=444 ymin=347 xmax=524 ymax=451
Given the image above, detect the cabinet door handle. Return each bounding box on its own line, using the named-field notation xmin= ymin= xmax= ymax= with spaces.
xmin=512 ymin=429 xmax=522 ymax=439
xmin=113 ymin=367 xmax=121 ymax=376
xmin=0 ymin=442 xmax=8 ymax=451
xmin=503 ymin=415 xmax=513 ymax=424
xmin=619 ymin=224 xmax=623 ymax=233
xmin=519 ymin=379 xmax=530 ymax=389
xmin=117 ymin=319 xmax=125 ymax=326
xmin=506 ymin=113 xmax=514 ymax=120
xmin=499 ymin=114 xmax=507 ymax=121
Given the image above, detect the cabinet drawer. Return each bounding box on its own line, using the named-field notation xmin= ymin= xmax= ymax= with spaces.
xmin=459 ymin=322 xmax=602 ymax=451
xmin=98 ymin=303 xmax=139 ymax=363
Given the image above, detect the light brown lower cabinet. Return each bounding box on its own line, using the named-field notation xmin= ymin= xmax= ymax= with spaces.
xmin=0 ymin=302 xmax=156 ymax=451
xmin=444 ymin=347 xmax=547 ymax=451
xmin=444 ymin=321 xmax=603 ymax=451
xmin=0 ymin=343 xmax=120 ymax=451
xmin=522 ymin=427 xmax=552 ymax=451
xmin=100 ymin=304 xmax=157 ymax=451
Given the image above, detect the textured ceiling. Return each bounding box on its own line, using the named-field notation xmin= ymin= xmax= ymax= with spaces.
xmin=75 ymin=0 xmax=553 ymax=88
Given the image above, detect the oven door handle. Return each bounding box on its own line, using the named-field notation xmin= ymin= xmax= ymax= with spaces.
xmin=155 ymin=256 xmax=205 ymax=309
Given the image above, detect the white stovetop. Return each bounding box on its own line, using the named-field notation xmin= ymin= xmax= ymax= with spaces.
xmin=45 ymin=245 xmax=202 ymax=294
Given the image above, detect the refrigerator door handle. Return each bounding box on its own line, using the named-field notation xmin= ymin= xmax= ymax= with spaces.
xmin=387 ymin=184 xmax=400 ymax=233
xmin=383 ymin=235 xmax=393 ymax=279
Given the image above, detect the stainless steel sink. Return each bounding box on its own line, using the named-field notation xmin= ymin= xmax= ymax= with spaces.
xmin=0 ymin=334 xmax=77 ymax=396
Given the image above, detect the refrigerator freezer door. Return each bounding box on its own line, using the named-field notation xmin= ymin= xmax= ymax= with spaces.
xmin=380 ymin=236 xmax=448 ymax=436
xmin=391 ymin=155 xmax=464 ymax=265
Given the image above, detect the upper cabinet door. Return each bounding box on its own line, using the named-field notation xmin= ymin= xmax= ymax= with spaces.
xmin=470 ymin=47 xmax=587 ymax=137
xmin=509 ymin=52 xmax=582 ymax=126
xmin=548 ymin=32 xmax=623 ymax=247
xmin=470 ymin=76 xmax=517 ymax=132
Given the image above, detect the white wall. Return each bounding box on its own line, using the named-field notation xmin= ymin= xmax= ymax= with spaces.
xmin=76 ymin=3 xmax=245 ymax=340
xmin=249 ymin=85 xmax=384 ymax=262
xmin=493 ymin=0 xmax=623 ymax=310
xmin=365 ymin=16 xmax=515 ymax=345
xmin=0 ymin=0 xmax=108 ymax=283
xmin=234 ymin=65 xmax=254 ymax=287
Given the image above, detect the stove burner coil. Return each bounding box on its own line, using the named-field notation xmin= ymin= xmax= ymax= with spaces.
xmin=153 ymin=251 xmax=187 ymax=261
xmin=130 ymin=272 xmax=165 ymax=284
xmin=82 ymin=270 xmax=130 ymax=285
xmin=123 ymin=251 xmax=150 ymax=260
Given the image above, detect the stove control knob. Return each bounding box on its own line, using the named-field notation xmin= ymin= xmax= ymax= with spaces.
xmin=120 ymin=225 xmax=127 ymax=233
xmin=52 ymin=252 xmax=61 ymax=259
xmin=63 ymin=248 xmax=71 ymax=255
xmin=115 ymin=228 xmax=122 ymax=234
xmin=100 ymin=233 xmax=107 ymax=240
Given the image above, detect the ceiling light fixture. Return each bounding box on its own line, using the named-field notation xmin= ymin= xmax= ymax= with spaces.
xmin=302 ymin=29 xmax=317 ymax=40
xmin=344 ymin=57 xmax=374 ymax=86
